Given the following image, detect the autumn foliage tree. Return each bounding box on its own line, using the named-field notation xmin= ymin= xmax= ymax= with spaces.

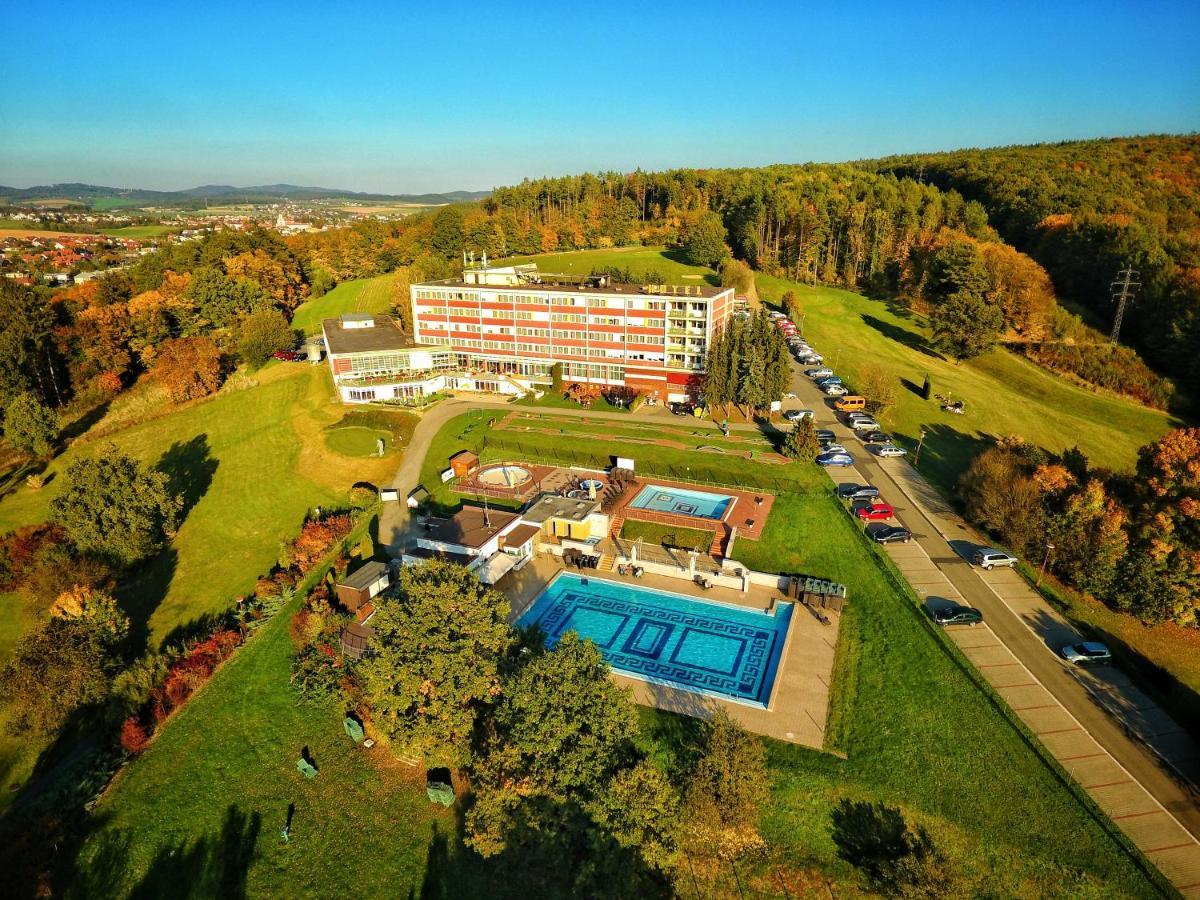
xmin=153 ymin=336 xmax=225 ymax=402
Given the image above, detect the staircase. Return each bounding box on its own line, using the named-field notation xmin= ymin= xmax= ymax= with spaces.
xmin=708 ymin=525 xmax=728 ymax=559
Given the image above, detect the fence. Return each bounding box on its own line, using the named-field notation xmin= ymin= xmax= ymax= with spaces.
xmin=479 ymin=435 xmax=820 ymax=496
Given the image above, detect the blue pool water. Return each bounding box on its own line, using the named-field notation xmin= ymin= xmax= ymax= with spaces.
xmin=519 ymin=573 xmax=793 ymax=707
xmin=629 ymin=484 xmax=734 ymax=520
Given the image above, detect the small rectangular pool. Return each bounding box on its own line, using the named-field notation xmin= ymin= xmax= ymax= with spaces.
xmin=629 ymin=484 xmax=734 ymax=520
xmin=518 ymin=573 xmax=792 ymax=707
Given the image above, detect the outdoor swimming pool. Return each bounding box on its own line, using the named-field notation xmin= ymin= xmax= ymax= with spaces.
xmin=518 ymin=573 xmax=792 ymax=707
xmin=629 ymin=484 xmax=734 ymax=520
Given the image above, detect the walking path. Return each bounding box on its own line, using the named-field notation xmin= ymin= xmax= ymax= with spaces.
xmin=785 ymin=364 xmax=1200 ymax=896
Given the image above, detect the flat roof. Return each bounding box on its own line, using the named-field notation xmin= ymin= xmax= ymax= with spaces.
xmin=422 ymin=506 xmax=519 ymax=549
xmin=522 ymin=493 xmax=601 ymax=524
xmin=419 ymin=279 xmax=728 ymax=299
xmin=503 ymin=523 xmax=541 ymax=547
xmin=338 ymin=560 xmax=389 ymax=591
xmin=321 ymin=315 xmax=433 ymax=355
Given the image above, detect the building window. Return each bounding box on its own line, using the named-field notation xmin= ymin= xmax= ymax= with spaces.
xmin=348 ymin=388 xmax=376 ymax=401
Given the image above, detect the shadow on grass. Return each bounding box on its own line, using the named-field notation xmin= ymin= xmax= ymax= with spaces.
xmin=156 ymin=434 xmax=219 ymax=520
xmin=660 ymin=248 xmax=721 ymax=285
xmin=860 ymin=314 xmax=944 ymax=360
xmin=58 ymin=399 xmax=112 ymax=445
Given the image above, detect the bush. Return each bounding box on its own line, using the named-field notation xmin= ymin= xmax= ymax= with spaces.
xmin=237 ymin=308 xmax=297 ymax=368
xmin=120 ymin=717 xmax=149 ymax=754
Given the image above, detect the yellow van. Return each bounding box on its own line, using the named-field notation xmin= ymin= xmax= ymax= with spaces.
xmin=834 ymin=395 xmax=866 ymax=411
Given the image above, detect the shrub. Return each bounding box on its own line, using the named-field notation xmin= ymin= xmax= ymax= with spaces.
xmin=119 ymin=716 xmax=149 ymax=754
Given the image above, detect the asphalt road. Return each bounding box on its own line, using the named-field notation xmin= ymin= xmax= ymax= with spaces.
xmin=784 ymin=358 xmax=1200 ymax=840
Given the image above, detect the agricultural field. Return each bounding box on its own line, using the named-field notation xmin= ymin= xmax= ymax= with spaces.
xmin=98 ymin=224 xmax=172 ymax=238
xmin=66 ymin=415 xmax=1162 ymax=897
xmin=0 ymin=227 xmax=86 ymax=239
xmin=291 ymin=273 xmax=398 ymax=335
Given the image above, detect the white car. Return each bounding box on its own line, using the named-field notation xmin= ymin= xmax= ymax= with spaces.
xmin=872 ymin=443 xmax=907 ymax=457
xmin=973 ymin=548 xmax=1017 ymax=569
xmin=821 ymin=443 xmax=848 ymax=454
xmin=783 ymin=409 xmax=814 ymax=422
xmin=782 ymin=392 xmax=798 ymax=400
xmin=850 ymin=418 xmax=880 ymax=431
xmin=806 ymin=367 xmax=833 ymax=379
xmin=769 ymin=311 xmax=787 ymax=319
xmin=823 ymin=384 xmax=849 ymax=396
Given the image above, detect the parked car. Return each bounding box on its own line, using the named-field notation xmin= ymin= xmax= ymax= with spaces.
xmin=798 ymin=353 xmax=824 ymax=364
xmin=834 ymin=395 xmax=867 ymax=411
xmin=273 ymin=349 xmax=301 ymax=361
xmin=836 ymin=483 xmax=879 ymax=500
xmin=855 ymin=502 xmax=895 ymax=521
xmin=816 ymin=429 xmax=836 ymax=442
xmin=782 ymin=391 xmax=798 ymax=400
xmin=934 ymin=605 xmax=984 ymax=626
xmin=806 ymin=367 xmax=833 ymax=379
xmin=816 ymin=451 xmax=854 ymax=467
xmin=820 ymin=443 xmax=848 ymax=454
xmin=872 ymin=525 xmax=912 ymax=544
xmin=669 ymin=402 xmax=694 ymax=416
xmin=863 ymin=430 xmax=890 ymax=443
xmin=973 ymin=548 xmax=1018 ymax=569
xmin=815 ymin=379 xmax=843 ymax=390
xmin=769 ymin=310 xmax=787 ymax=319
xmin=851 ymin=418 xmax=881 ymax=431
xmin=1059 ymin=642 xmax=1112 ymax=666
xmin=783 ymin=409 xmax=814 ymax=422
xmin=872 ymin=443 xmax=907 ymax=457
xmin=823 ymin=384 xmax=849 ymax=396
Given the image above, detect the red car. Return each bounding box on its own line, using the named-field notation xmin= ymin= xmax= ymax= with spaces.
xmin=855 ymin=502 xmax=895 ymax=521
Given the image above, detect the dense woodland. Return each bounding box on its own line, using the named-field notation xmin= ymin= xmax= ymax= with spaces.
xmin=870 ymin=136 xmax=1200 ymax=392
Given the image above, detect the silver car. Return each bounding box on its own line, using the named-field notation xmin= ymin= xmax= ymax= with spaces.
xmin=973 ymin=548 xmax=1017 ymax=570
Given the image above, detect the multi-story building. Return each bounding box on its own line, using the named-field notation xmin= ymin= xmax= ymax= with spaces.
xmin=322 ymin=262 xmax=735 ymax=404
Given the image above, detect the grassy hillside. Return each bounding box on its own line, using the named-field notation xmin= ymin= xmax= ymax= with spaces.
xmin=504 ymin=246 xmax=719 ymax=284
xmin=68 ymin=414 xmax=1161 ymax=897
xmin=291 ymin=273 xmax=397 ymax=335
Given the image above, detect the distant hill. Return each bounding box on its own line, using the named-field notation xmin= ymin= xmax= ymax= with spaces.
xmin=0 ymin=182 xmax=490 ymax=207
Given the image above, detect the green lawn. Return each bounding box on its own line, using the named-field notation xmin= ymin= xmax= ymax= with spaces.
xmin=754 ymin=273 xmax=1176 ymax=494
xmin=503 ymin=246 xmax=718 ymax=284
xmin=291 ymin=274 xmax=397 ymax=336
xmin=618 ymin=519 xmax=711 ymax=550
xmin=514 ymin=390 xmax=630 ymax=414
xmin=98 ymin=225 xmax=172 ymax=238
xmin=324 ymin=426 xmax=396 ymax=458
xmin=68 ymin=449 xmax=1162 ymax=896
xmin=0 ymin=368 xmax=341 ymax=647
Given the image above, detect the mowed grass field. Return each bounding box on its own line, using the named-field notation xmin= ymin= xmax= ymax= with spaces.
xmin=291 ymin=273 xmax=397 ymax=335
xmin=69 ymin=414 xmax=1161 ymax=896
xmin=504 ymin=246 xmax=720 ymax=284
xmin=98 ymin=224 xmax=172 ymax=238
xmin=0 ymin=364 xmax=406 ymax=807
xmin=754 ymin=272 xmax=1177 ymax=494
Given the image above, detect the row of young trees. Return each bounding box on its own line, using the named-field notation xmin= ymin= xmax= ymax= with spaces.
xmin=701 ymin=310 xmax=792 ymax=417
xmin=960 ymin=427 xmax=1200 ymax=626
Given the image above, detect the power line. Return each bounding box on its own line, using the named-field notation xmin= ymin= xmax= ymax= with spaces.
xmin=1110 ymin=266 xmax=1140 ymax=344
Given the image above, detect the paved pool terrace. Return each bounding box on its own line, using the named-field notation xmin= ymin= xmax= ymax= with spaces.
xmin=614 ymin=477 xmax=776 ymax=544
xmin=501 ymin=555 xmax=838 ymax=749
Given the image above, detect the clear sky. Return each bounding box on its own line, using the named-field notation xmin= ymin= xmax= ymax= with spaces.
xmin=2 ymin=0 xmax=1197 ymax=194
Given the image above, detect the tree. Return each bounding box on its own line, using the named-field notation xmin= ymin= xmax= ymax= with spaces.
xmin=858 ymin=363 xmax=897 ymax=414
xmin=930 ymin=292 xmax=1003 ymax=362
xmin=682 ymin=212 xmax=728 ymax=268
xmin=830 ymin=799 xmax=957 ymax=897
xmin=153 ymin=336 xmax=224 ymax=402
xmin=184 ymin=266 xmax=272 ymax=328
xmin=467 ymin=632 xmax=640 ymax=857
xmin=1046 ymin=479 xmax=1128 ymax=596
xmin=719 ymin=258 xmax=754 ymax=294
xmin=237 ymin=309 xmax=296 ymax=368
xmin=0 ymin=591 xmax=129 ymax=736
xmin=430 ymin=206 xmax=466 ymax=257
xmin=50 ymin=449 xmax=181 ymax=567
xmin=781 ymin=290 xmax=803 ymax=324
xmin=680 ymin=710 xmax=769 ymax=865
xmin=0 ymin=279 xmax=62 ymax=407
xmin=3 ymin=391 xmax=57 ymax=457
xmin=958 ymin=446 xmax=1044 ymax=556
xmin=359 ymin=560 xmax=511 ymax=765
xmin=782 ymin=417 xmax=820 ymax=461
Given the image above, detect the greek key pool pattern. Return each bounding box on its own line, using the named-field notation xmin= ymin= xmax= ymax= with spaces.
xmin=519 ymin=573 xmax=792 ymax=706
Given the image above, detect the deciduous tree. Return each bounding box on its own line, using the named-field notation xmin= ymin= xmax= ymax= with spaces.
xmin=3 ymin=391 xmax=58 ymax=457
xmin=237 ymin=309 xmax=296 ymax=368
xmin=930 ymin=292 xmax=1003 ymax=362
xmin=50 ymin=449 xmax=181 ymax=567
xmin=153 ymin=336 xmax=224 ymax=402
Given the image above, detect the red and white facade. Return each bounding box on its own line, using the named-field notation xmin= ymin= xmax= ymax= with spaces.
xmin=410 ymin=264 xmax=734 ymax=402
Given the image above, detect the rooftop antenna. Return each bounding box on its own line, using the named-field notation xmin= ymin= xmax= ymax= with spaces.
xmin=482 ymin=250 xmax=488 ymax=270
xmin=481 ymin=492 xmax=492 ymax=528
xmin=1110 ymin=266 xmax=1140 ymax=344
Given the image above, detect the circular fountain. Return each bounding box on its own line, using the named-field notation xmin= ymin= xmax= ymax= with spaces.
xmin=477 ymin=464 xmax=533 ymax=488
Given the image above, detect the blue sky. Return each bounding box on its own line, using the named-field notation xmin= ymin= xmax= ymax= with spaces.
xmin=2 ymin=0 xmax=1197 ymax=193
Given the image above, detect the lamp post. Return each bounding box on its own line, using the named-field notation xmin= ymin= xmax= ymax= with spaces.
xmin=913 ymin=428 xmax=927 ymax=468
xmin=798 ymin=313 xmax=806 ymax=337
xmin=1037 ymin=542 xmax=1056 ymax=587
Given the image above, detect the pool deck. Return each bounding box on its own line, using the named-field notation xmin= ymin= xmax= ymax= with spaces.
xmin=502 ymin=555 xmax=839 ymax=750
xmin=614 ymin=476 xmax=775 ymax=544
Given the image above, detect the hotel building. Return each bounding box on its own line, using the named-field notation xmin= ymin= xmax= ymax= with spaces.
xmin=322 ymin=262 xmax=734 ymax=404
